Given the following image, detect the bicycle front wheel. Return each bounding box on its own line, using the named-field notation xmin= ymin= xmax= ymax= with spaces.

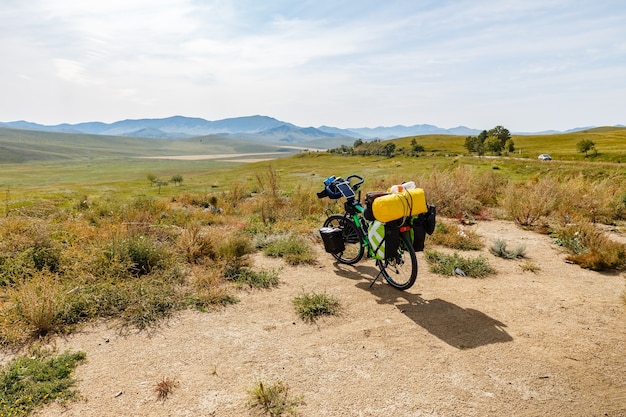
xmin=323 ymin=214 xmax=364 ymax=265
xmin=378 ymin=233 xmax=417 ymax=290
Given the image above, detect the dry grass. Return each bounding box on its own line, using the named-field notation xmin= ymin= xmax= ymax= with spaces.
xmin=154 ymin=377 xmax=179 ymax=401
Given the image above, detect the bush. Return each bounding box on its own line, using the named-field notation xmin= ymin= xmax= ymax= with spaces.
xmin=292 ymin=290 xmax=341 ymax=323
xmin=553 ymin=223 xmax=626 ymax=271
xmin=489 ymin=239 xmax=526 ymax=259
xmin=9 ymin=270 xmax=64 ymax=337
xmin=261 ymin=233 xmax=317 ymax=265
xmin=0 ymin=349 xmax=86 ymax=416
xmin=248 ymin=380 xmax=303 ymax=417
xmin=419 ymin=165 xmax=507 ymax=219
xmin=428 ymin=221 xmax=483 ymax=250
xmin=424 ymin=250 xmax=495 ymax=277
xmin=500 ymin=177 xmax=561 ymax=227
xmin=177 ymin=223 xmax=216 ymax=263
xmin=223 ymin=267 xmax=280 ymax=289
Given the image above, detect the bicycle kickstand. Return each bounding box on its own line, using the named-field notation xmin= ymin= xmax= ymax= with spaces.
xmin=370 ymin=260 xmax=385 ymax=288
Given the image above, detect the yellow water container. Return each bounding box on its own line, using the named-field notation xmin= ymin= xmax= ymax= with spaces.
xmin=372 ymin=188 xmax=428 ymax=223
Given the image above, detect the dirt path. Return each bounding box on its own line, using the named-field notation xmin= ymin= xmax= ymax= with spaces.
xmin=35 ymin=220 xmax=626 ymax=416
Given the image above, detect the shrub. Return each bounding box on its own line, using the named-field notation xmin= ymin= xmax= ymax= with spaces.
xmin=224 ymin=268 xmax=280 ymax=289
xmin=500 ymin=177 xmax=561 ymax=228
xmin=489 ymin=239 xmax=526 ymax=259
xmin=98 ymin=233 xmax=173 ymax=279
xmin=9 ymin=270 xmax=64 ymax=337
xmin=0 ymin=349 xmax=86 ymax=416
xmin=248 ymin=380 xmax=303 ymax=417
xmin=177 ymin=223 xmax=215 ymax=263
xmin=424 ymin=250 xmax=495 ymax=277
xmin=428 ymin=221 xmax=483 ymax=250
xmin=262 ymin=234 xmax=317 ymax=265
xmin=154 ymin=377 xmax=179 ymax=401
xmin=519 ymin=260 xmax=541 ymax=273
xmin=292 ymin=290 xmax=341 ymax=323
xmin=419 ymin=165 xmax=507 ymax=219
xmin=553 ymin=223 xmax=626 ymax=271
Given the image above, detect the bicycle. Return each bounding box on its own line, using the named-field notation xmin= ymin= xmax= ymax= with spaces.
xmin=317 ymin=174 xmax=418 ymax=290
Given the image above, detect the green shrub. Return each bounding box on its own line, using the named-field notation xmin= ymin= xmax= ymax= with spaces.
xmin=424 ymin=250 xmax=495 ymax=277
xmin=248 ymin=380 xmax=303 ymax=417
xmin=553 ymin=223 xmax=626 ymax=271
xmin=292 ymin=290 xmax=341 ymax=323
xmin=489 ymin=239 xmax=526 ymax=259
xmin=0 ymin=349 xmax=86 ymax=416
xmin=429 ymin=221 xmax=483 ymax=250
xmin=500 ymin=177 xmax=561 ymax=227
xmin=262 ymin=234 xmax=317 ymax=265
xmin=223 ymin=267 xmax=280 ymax=289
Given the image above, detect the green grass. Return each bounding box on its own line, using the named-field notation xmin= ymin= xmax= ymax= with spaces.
xmin=424 ymin=250 xmax=496 ymax=278
xmin=292 ymin=290 xmax=342 ymax=323
xmin=248 ymin=380 xmax=303 ymax=417
xmin=0 ymin=125 xmax=624 ymax=347
xmin=260 ymin=233 xmax=317 ymax=265
xmin=0 ymin=349 xmax=86 ymax=416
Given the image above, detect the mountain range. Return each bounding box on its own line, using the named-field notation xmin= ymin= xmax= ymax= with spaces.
xmin=0 ymin=115 xmax=602 ymax=146
xmin=0 ymin=115 xmax=482 ymax=142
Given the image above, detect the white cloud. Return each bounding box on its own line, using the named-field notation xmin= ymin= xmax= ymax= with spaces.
xmin=1 ymin=0 xmax=625 ymax=130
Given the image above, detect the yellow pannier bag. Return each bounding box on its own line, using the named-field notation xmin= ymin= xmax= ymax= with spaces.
xmin=372 ymin=188 xmax=428 ymax=223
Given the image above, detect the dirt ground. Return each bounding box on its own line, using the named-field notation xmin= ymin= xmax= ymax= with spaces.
xmin=33 ymin=220 xmax=626 ymax=417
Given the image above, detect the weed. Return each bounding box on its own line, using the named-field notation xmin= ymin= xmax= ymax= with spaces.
xmin=292 ymin=290 xmax=341 ymax=323
xmin=428 ymin=221 xmax=483 ymax=250
xmin=224 ymin=268 xmax=280 ymax=289
xmin=0 ymin=349 xmax=86 ymax=416
xmin=490 ymin=239 xmax=526 ymax=259
xmin=424 ymin=250 xmax=495 ymax=278
xmin=500 ymin=177 xmax=561 ymax=228
xmin=177 ymin=223 xmax=215 ymax=263
xmin=519 ymin=260 xmax=541 ymax=273
xmin=154 ymin=377 xmax=178 ymax=401
xmin=261 ymin=234 xmax=317 ymax=265
xmin=553 ymin=223 xmax=626 ymax=271
xmin=248 ymin=380 xmax=303 ymax=417
xmin=217 ymin=233 xmax=254 ymax=271
xmin=10 ymin=270 xmax=64 ymax=337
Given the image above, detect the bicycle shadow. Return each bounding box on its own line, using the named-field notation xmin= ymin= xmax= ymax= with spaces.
xmin=332 ymin=263 xmax=513 ymax=349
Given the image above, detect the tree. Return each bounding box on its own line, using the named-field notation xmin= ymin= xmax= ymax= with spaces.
xmin=382 ymin=143 xmax=396 ymax=157
xmin=505 ymin=139 xmax=515 ymax=153
xmin=411 ymin=138 xmax=425 ymax=153
xmin=485 ymin=136 xmax=503 ymax=155
xmin=147 ymin=173 xmax=157 ymax=186
xmin=154 ymin=179 xmax=167 ymax=194
xmin=353 ymin=138 xmax=364 ymax=148
xmin=489 ymin=125 xmax=511 ymax=148
xmin=577 ymin=139 xmax=596 ymax=156
xmin=170 ymin=174 xmax=183 ymax=186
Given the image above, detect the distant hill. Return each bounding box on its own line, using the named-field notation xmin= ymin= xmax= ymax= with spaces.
xmin=0 ymin=127 xmax=297 ymax=164
xmin=0 ymin=115 xmax=617 ymax=146
xmin=0 ymin=115 xmax=483 ymax=144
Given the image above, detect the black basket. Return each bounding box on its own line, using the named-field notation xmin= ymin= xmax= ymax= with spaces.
xmin=319 ymin=227 xmax=345 ymax=254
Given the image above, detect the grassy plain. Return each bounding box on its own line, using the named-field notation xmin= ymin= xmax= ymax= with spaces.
xmin=0 ymin=126 xmax=624 ymax=415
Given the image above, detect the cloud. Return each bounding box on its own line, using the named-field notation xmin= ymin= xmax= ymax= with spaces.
xmin=1 ymin=0 xmax=625 ymax=130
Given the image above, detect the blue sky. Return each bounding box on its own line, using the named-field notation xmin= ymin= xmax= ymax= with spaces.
xmin=1 ymin=0 xmax=625 ymax=131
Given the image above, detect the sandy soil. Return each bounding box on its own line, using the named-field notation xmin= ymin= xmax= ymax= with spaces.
xmin=34 ymin=220 xmax=626 ymax=417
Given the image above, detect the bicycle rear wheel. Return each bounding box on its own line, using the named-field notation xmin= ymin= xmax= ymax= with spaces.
xmin=378 ymin=234 xmax=417 ymax=290
xmin=323 ymin=214 xmax=364 ymax=265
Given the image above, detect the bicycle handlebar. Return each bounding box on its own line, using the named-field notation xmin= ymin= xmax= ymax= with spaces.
xmin=317 ymin=174 xmax=364 ymax=200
